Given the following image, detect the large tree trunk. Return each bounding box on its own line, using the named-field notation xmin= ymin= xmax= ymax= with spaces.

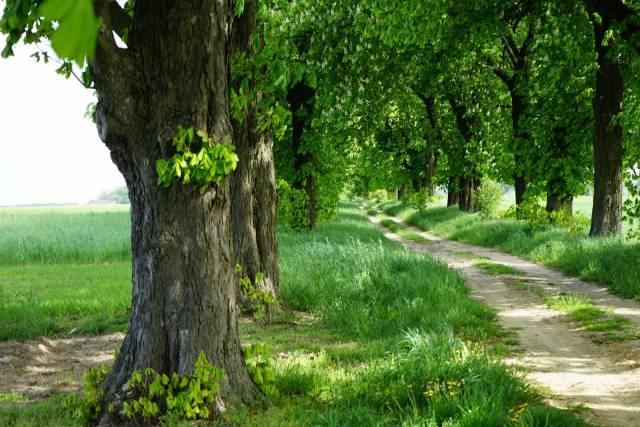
xmin=91 ymin=0 xmax=255 ymax=418
xmin=589 ymin=9 xmax=624 ymax=236
xmin=230 ymin=0 xmax=279 ymax=302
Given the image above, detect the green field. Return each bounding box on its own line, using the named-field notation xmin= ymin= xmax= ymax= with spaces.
xmin=0 ymin=203 xmax=590 ymax=426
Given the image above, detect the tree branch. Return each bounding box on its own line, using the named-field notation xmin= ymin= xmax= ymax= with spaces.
xmin=108 ymin=0 xmax=133 ymax=39
xmin=493 ymin=66 xmax=514 ymax=88
xmin=501 ymin=35 xmax=518 ymax=67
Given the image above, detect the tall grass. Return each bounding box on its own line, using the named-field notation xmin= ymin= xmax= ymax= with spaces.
xmin=379 ymin=200 xmax=640 ymax=300
xmin=0 ymin=206 xmax=130 ymax=265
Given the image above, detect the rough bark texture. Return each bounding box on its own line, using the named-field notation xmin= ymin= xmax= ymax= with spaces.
xmin=588 ymin=4 xmax=624 ymax=236
xmin=546 ymin=189 xmax=574 ymax=216
xmin=447 ymin=176 xmax=460 ymax=207
xmin=230 ymin=0 xmax=279 ymax=302
xmin=287 ymin=82 xmax=317 ymax=229
xmin=494 ymin=25 xmax=536 ymax=207
xmin=91 ymin=0 xmax=255 ymax=419
xmin=448 ymin=96 xmax=479 ymax=212
xmin=545 ymin=126 xmax=575 ymax=216
xmin=421 ymin=94 xmax=440 ymax=198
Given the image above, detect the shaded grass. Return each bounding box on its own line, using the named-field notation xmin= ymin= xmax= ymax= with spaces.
xmin=0 ymin=203 xmax=591 ymax=426
xmin=474 ymin=261 xmax=526 ymax=276
xmin=378 ymin=200 xmax=640 ymax=299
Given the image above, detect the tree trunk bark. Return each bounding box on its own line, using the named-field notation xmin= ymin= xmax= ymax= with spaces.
xmin=509 ymin=64 xmax=532 ymax=207
xmin=91 ymin=0 xmax=256 ymax=418
xmin=230 ymin=0 xmax=279 ymax=303
xmin=425 ymin=151 xmax=438 ymax=197
xmin=418 ymin=94 xmax=440 ymax=198
xmin=458 ymin=176 xmax=477 ymax=212
xmin=398 ymin=185 xmax=407 ymax=199
xmin=546 ymin=189 xmax=574 ymax=216
xmin=447 ymin=176 xmax=460 ymax=207
xmin=589 ymin=14 xmax=624 ymax=236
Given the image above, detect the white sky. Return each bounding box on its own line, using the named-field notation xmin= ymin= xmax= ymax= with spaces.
xmin=0 ymin=42 xmax=125 ymax=206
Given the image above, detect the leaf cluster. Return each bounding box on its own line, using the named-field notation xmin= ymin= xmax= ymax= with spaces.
xmin=156 ymin=126 xmax=239 ymax=193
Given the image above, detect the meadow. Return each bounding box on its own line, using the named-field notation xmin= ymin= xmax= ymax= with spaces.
xmin=378 ymin=199 xmax=640 ymax=300
xmin=0 ymin=203 xmax=590 ymax=426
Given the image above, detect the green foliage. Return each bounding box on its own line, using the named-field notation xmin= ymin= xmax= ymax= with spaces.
xmin=235 ymin=264 xmax=277 ymax=319
xmin=64 ymin=362 xmax=112 ymax=424
xmin=122 ymin=352 xmax=224 ymax=423
xmin=156 ymin=125 xmax=239 ymax=193
xmin=276 ymin=179 xmax=311 ymax=230
xmin=96 ymin=186 xmax=129 ymax=204
xmin=368 ymin=189 xmax=390 ymax=203
xmin=474 ymin=179 xmax=503 ymax=219
xmin=502 ymin=198 xmax=590 ymax=236
xmin=38 ymin=0 xmax=101 ymax=66
xmin=243 ymin=343 xmax=279 ymax=399
xmin=400 ymin=189 xmax=433 ymax=210
xmin=60 ymin=353 xmax=222 ymax=424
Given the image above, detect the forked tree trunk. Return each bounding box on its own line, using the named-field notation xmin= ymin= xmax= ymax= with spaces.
xmin=230 ymin=0 xmax=279 ymax=302
xmin=589 ymin=12 xmax=624 ymax=236
xmin=91 ymin=0 xmax=256 ymax=418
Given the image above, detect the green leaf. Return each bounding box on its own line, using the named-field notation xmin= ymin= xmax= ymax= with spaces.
xmin=39 ymin=0 xmax=102 ymax=66
xmin=233 ymin=0 xmax=245 ymax=17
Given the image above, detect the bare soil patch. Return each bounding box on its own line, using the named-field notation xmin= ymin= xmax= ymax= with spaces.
xmin=0 ymin=333 xmax=123 ymax=402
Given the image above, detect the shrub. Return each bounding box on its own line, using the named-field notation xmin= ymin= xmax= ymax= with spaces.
xmin=368 ymin=189 xmax=390 ymax=203
xmin=401 ymin=189 xmax=431 ymax=210
xmin=475 ymin=179 xmax=503 ymax=218
xmin=65 ymin=352 xmax=224 ymax=425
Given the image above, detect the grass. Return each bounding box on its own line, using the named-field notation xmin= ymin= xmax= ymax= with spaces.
xmin=0 ymin=205 xmax=130 ymax=265
xmin=547 ymin=294 xmax=633 ymax=334
xmin=474 ymin=261 xmax=525 ymax=276
xmin=378 ymin=200 xmax=640 ymax=299
xmin=0 ymin=263 xmax=131 ymax=340
xmin=0 ymin=203 xmax=591 ymax=426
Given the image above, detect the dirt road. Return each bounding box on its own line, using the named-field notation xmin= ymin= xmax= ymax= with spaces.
xmin=369 ymin=211 xmax=640 ymax=427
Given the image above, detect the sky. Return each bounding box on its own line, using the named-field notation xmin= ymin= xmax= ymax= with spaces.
xmin=0 ymin=42 xmax=125 ymax=206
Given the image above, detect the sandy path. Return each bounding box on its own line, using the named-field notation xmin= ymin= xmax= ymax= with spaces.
xmin=368 ymin=211 xmax=640 ymax=427
xmin=0 ymin=333 xmax=123 ymax=401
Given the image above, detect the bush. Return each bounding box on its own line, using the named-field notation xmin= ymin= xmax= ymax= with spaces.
xmin=368 ymin=189 xmax=390 ymax=203
xmin=277 ymin=180 xmax=310 ymax=230
xmin=401 ymin=189 xmax=431 ymax=210
xmin=475 ymin=179 xmax=503 ymax=218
